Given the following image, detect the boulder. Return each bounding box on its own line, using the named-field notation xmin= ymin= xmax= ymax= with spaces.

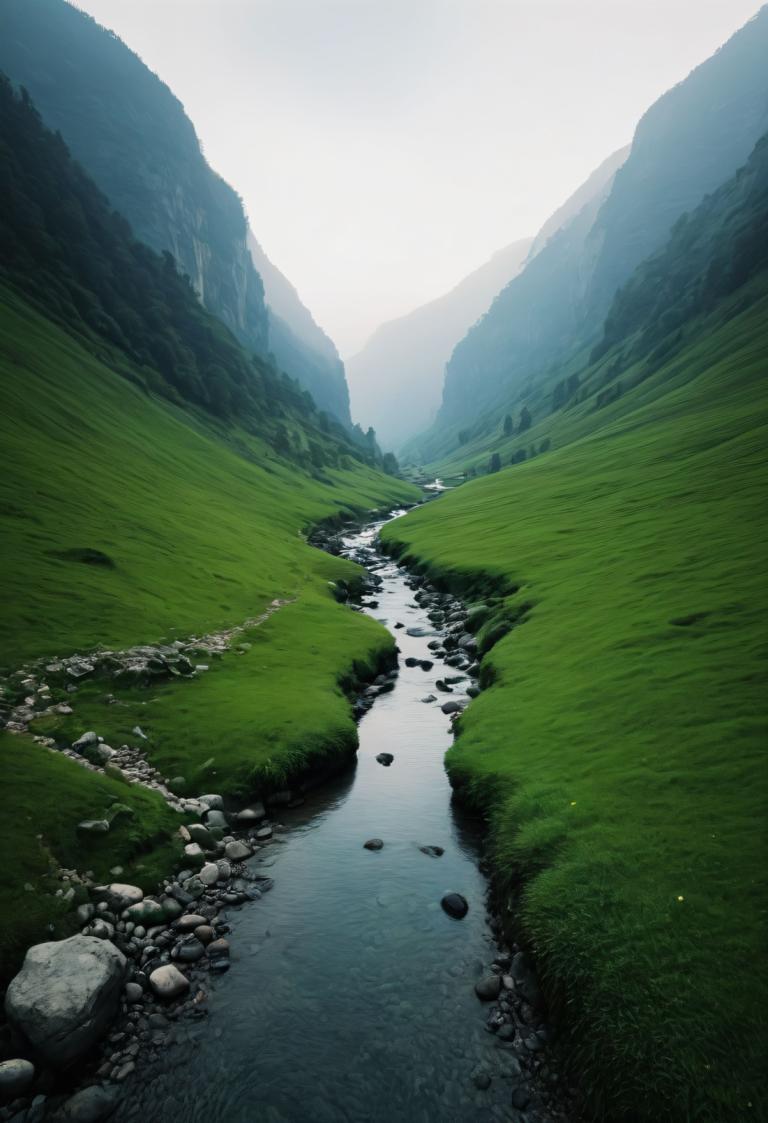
xmin=148 ymin=964 xmax=189 ymax=1001
xmin=475 ymin=975 xmax=502 ymax=1001
xmin=224 ymin=840 xmax=251 ymax=862
xmin=441 ymin=701 xmax=462 ymax=715
xmin=203 ymin=809 xmax=229 ymax=831
xmin=174 ymin=913 xmax=207 ymax=932
xmin=0 ymin=1058 xmax=35 ymax=1103
xmin=375 ymin=753 xmax=394 ymax=766
xmin=5 ymin=935 xmax=125 ymax=1068
xmin=198 ymin=793 xmax=224 ymax=810
xmin=123 ymin=899 xmax=166 ymax=926
xmin=440 ymin=892 xmax=469 ymax=919
xmin=418 ymin=845 xmax=444 ymax=858
xmin=363 ymin=839 xmax=384 ymax=850
xmin=255 ymin=826 xmax=272 ymax=842
xmin=173 ymin=936 xmax=205 ymax=963
xmin=186 ymin=823 xmax=215 ymax=850
xmin=72 ymin=732 xmax=100 ymax=752
xmin=60 ymin=1084 xmax=120 ymax=1122
xmin=235 ymin=804 xmax=265 ymax=825
xmin=95 ymin=884 xmax=143 ymax=912
xmin=198 ymin=863 xmax=220 ymax=887
xmin=183 ymin=842 xmax=205 ymax=868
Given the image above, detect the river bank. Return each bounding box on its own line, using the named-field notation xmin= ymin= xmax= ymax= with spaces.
xmin=1 ymin=511 xmax=569 ymax=1123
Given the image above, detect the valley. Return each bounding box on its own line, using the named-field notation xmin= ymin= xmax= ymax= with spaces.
xmin=0 ymin=2 xmax=766 ymax=1122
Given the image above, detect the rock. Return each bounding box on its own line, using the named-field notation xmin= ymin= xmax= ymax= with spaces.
xmin=440 ymin=892 xmax=469 ymax=919
xmin=475 ymin=975 xmax=502 ymax=1001
xmin=5 ymin=935 xmax=126 ymax=1068
xmin=224 ymin=840 xmax=251 ymax=862
xmin=174 ymin=914 xmax=207 ymax=932
xmin=255 ymin=826 xmax=272 ymax=842
xmin=441 ymin=701 xmax=462 ymax=715
xmin=83 ymin=743 xmax=115 ymax=766
xmin=72 ymin=732 xmax=100 ymax=751
xmin=363 ymin=839 xmax=384 ymax=850
xmin=124 ymin=982 xmax=143 ymax=1004
xmin=510 ymin=951 xmax=542 ymax=1007
xmin=207 ymin=938 xmax=229 ymax=957
xmin=0 ymin=1059 xmax=35 ymax=1103
xmin=420 ymin=695 xmax=437 ymax=703
xmin=496 ymin=1023 xmax=516 ymax=1042
xmin=235 ymin=804 xmax=265 ymax=825
xmin=471 ymin=1067 xmax=491 ymax=1091
xmin=173 ymin=936 xmax=205 ymax=963
xmin=193 ymin=925 xmax=214 ymax=945
xmin=203 ymin=809 xmax=229 ymax=831
xmin=77 ymin=819 xmax=110 ymax=835
xmin=161 ymin=898 xmax=183 ymax=921
xmin=406 ymin=626 xmax=434 ymax=637
xmin=198 ymin=793 xmax=224 ymax=810
xmin=61 ymin=1084 xmax=120 ymax=1121
xmin=418 ymin=845 xmax=444 ymax=857
xmin=186 ymin=823 xmax=215 ymax=849
xmin=216 ymin=860 xmax=231 ymax=880
xmin=148 ymin=964 xmax=189 ymax=1001
xmin=97 ymin=884 xmax=143 ymax=912
xmin=375 ymin=753 xmax=394 ymax=766
xmin=123 ymin=900 xmax=166 ymax=926
xmin=183 ymin=842 xmax=206 ymax=867
xmin=511 ymin=1086 xmax=531 ymax=1110
xmin=198 ymin=863 xmax=220 ymax=887
xmin=419 ymin=660 xmax=434 ymax=671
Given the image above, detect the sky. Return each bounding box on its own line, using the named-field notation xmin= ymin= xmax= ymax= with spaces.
xmin=74 ymin=0 xmax=761 ymax=356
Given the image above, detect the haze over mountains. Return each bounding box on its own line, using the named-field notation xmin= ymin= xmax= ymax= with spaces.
xmin=346 ymin=238 xmax=531 ymax=450
xmin=0 ymin=0 xmax=352 ymax=426
xmin=404 ymin=4 xmax=768 ymax=464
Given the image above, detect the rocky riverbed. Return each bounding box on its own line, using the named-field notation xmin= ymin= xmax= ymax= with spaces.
xmin=1 ymin=510 xmax=570 ymax=1122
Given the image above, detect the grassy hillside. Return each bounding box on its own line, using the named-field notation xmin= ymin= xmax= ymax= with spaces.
xmin=382 ymin=293 xmax=768 ymax=1121
xmin=0 ymin=287 xmax=417 ymax=977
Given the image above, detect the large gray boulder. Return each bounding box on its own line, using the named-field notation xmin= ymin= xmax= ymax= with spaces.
xmin=5 ymin=936 xmax=125 ymax=1068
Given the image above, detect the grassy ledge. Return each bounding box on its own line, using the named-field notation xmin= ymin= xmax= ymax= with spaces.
xmin=381 ymin=299 xmax=768 ymax=1122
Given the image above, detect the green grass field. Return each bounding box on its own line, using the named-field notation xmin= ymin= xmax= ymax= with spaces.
xmin=0 ymin=730 xmax=184 ymax=976
xmin=382 ymin=294 xmax=768 ymax=1121
xmin=0 ymin=287 xmax=418 ymax=979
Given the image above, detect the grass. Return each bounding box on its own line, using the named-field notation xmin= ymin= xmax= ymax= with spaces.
xmin=29 ymin=588 xmax=395 ymax=799
xmin=0 ymin=730 xmax=184 ymax=978
xmin=0 ymin=286 xmax=418 ymax=979
xmin=381 ymin=292 xmax=768 ymax=1121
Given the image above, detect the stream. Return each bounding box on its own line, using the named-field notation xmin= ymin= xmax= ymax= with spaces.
xmin=111 ymin=513 xmax=560 ymax=1123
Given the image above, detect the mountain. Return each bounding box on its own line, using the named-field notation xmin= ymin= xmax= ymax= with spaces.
xmin=382 ymin=129 xmax=768 ymax=1123
xmin=525 ymin=146 xmax=629 ymax=261
xmin=412 ymin=6 xmax=768 ymax=462
xmin=0 ymin=0 xmax=351 ymax=423
xmin=247 ymin=232 xmax=351 ymax=424
xmin=346 ymin=238 xmax=532 ymax=451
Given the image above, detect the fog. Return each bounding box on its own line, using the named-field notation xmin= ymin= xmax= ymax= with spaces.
xmin=74 ymin=0 xmax=761 ymax=355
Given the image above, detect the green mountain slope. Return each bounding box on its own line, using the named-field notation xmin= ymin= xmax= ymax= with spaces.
xmin=411 ymin=8 xmax=768 ymax=463
xmin=381 ymin=145 xmax=768 ymax=1119
xmin=0 ymin=0 xmax=352 ymax=423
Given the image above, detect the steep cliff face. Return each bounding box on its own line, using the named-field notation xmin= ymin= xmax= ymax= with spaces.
xmin=247 ymin=232 xmax=351 ymax=425
xmin=434 ymin=150 xmax=624 ymax=431
xmin=424 ymin=7 xmax=768 ymax=448
xmin=346 ymin=238 xmax=533 ymax=451
xmin=0 ymin=0 xmax=351 ymax=422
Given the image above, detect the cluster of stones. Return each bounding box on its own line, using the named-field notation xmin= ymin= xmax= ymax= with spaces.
xmin=0 ymin=793 xmax=284 ymax=1121
xmin=470 ymin=947 xmax=569 ymax=1117
xmin=0 ymin=600 xmax=291 ymax=738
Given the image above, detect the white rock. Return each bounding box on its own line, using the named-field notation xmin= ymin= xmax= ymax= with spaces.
xmin=198 ymin=863 xmax=219 ymax=887
xmin=149 ymin=964 xmax=189 ymax=1001
xmin=4 ymin=936 xmax=125 ymax=1068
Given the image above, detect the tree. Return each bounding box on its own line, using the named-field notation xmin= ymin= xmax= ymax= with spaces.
xmin=518 ymin=406 xmax=532 ymax=433
xmin=489 ymin=452 xmax=502 ymax=473
xmin=503 ymin=414 xmax=514 ymax=437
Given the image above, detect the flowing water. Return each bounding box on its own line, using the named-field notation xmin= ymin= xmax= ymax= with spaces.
xmin=114 ymin=515 xmax=556 ymax=1123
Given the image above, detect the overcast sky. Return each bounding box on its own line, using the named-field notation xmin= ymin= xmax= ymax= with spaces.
xmin=74 ymin=0 xmax=761 ymax=356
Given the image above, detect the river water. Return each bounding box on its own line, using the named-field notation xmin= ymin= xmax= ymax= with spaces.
xmin=113 ymin=515 xmax=556 ymax=1123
